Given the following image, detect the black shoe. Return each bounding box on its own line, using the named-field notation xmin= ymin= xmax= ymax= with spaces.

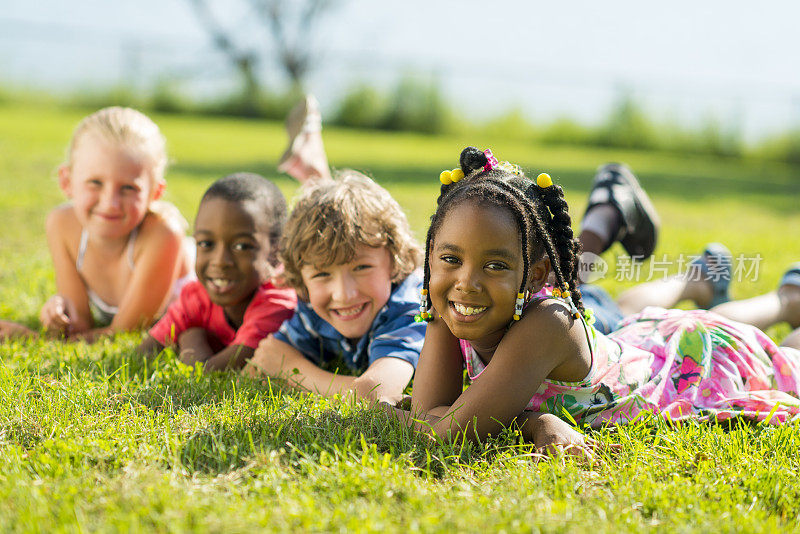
xmin=584 ymin=163 xmax=660 ymax=260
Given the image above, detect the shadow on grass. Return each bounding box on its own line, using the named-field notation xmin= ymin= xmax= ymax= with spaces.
xmin=8 ymin=342 xmax=439 ymax=475
xmin=174 ymin=397 xmax=538 ymax=478
xmin=17 ymin=342 xmax=632 ymax=478
xmin=176 ymin=408 xmax=354 ymax=474
xmin=173 ymin=412 xmax=502 ymax=479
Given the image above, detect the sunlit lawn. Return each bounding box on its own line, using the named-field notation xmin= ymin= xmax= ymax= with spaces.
xmin=1 ymin=102 xmax=799 ymax=532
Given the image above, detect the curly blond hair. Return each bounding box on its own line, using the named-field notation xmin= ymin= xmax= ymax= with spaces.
xmin=281 ymin=170 xmax=421 ymax=298
xmin=65 ymin=106 xmax=168 ymax=183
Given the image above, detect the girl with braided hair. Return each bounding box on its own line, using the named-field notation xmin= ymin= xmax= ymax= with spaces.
xmin=402 ymin=146 xmax=800 ymax=449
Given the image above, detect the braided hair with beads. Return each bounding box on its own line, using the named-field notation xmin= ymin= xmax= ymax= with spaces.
xmin=418 ymin=146 xmax=584 ymax=323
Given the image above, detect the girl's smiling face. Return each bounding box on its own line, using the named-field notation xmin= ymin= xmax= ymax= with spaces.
xmin=60 ymin=135 xmax=162 ymax=241
xmin=429 ymin=200 xmax=533 ymax=345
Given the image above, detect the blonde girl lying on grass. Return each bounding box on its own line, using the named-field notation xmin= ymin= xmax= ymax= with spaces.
xmin=0 ymin=107 xmax=194 ymax=342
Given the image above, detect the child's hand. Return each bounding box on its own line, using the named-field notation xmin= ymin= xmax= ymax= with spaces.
xmin=0 ymin=320 xmax=35 ymax=340
xmin=527 ymin=412 xmax=599 ymax=462
xmin=243 ymin=344 xmax=279 ymax=378
xmin=40 ymin=296 xmax=75 ymax=335
xmin=177 ymin=327 xmax=214 ymax=364
xmin=244 ymin=336 xmax=300 ymax=379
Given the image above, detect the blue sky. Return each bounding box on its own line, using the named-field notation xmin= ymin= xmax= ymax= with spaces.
xmin=3 ymin=0 xmax=799 ymax=140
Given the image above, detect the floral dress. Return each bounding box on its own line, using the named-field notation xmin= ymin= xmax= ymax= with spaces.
xmin=461 ymin=302 xmax=800 ymax=427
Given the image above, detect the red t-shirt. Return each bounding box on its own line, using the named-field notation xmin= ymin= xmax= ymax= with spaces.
xmin=149 ymin=280 xmax=296 ymax=350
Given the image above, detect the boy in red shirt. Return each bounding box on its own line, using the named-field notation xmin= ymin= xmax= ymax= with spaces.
xmin=138 ymin=173 xmax=296 ymax=370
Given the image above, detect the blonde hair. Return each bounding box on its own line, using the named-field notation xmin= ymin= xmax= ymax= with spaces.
xmin=65 ymin=106 xmax=168 ymax=183
xmin=281 ymin=170 xmax=422 ymax=298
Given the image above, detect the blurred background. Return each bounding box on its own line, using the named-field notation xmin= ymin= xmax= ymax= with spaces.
xmin=1 ymin=0 xmax=800 ymax=329
xmin=3 ymin=0 xmax=800 ymax=160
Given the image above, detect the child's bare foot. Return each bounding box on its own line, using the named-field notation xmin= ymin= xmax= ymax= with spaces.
xmin=278 ymin=94 xmax=331 ymax=183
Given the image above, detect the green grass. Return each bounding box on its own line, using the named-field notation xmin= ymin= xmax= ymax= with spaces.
xmin=1 ymin=102 xmax=800 ymax=532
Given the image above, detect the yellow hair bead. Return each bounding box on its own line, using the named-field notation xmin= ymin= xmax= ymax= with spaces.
xmin=562 ymin=290 xmax=570 ymax=298
xmin=439 ymin=170 xmax=452 ymax=184
xmin=551 ymin=287 xmax=561 ymax=298
xmin=516 ymin=292 xmax=525 ymax=299
xmin=450 ymin=168 xmax=465 ymax=182
xmin=536 ymin=173 xmax=553 ymax=188
xmin=513 ymin=314 xmax=520 ymax=321
xmin=421 ymin=289 xmax=428 ymax=295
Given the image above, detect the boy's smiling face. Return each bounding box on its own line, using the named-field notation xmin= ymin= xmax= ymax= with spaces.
xmin=194 ymin=197 xmax=272 ymax=326
xmin=300 ymin=244 xmax=394 ymax=341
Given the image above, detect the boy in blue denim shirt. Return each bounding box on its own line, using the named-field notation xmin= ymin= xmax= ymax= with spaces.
xmin=244 ymin=171 xmax=425 ymax=403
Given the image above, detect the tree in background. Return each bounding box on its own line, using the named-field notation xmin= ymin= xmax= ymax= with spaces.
xmin=256 ymin=0 xmax=340 ymax=90
xmin=187 ymin=0 xmax=342 ymax=112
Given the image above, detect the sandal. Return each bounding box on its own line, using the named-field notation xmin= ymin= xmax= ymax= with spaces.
xmin=584 ymin=163 xmax=660 ymax=260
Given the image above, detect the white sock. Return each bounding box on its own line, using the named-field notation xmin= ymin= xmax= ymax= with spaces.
xmin=580 ymin=204 xmax=621 ymax=249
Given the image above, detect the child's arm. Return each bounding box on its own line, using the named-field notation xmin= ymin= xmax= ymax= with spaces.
xmin=136 ymin=329 xmax=216 ymax=364
xmin=514 ymin=411 xmax=596 ymax=458
xmin=245 ymin=335 xmax=364 ymax=395
xmin=43 ymin=207 xmax=93 ymax=335
xmin=201 ymin=285 xmax=295 ymax=371
xmin=413 ymin=304 xmax=587 ymax=442
xmin=409 ymin=317 xmax=465 ymax=414
xmin=390 ymin=404 xmax=596 ymax=459
xmin=0 ymin=320 xmax=36 ymax=339
xmin=176 ymin=327 xmax=215 ymax=365
xmin=104 ymin=212 xmax=184 ymax=335
xmin=135 ymin=327 xmax=254 ymax=371
xmin=136 ymin=328 xmax=217 ymax=365
xmin=244 ymin=335 xmax=413 ymax=401
xmin=351 ymin=357 xmax=414 ymax=404
xmin=136 ymin=334 xmax=165 ymax=357
xmin=202 ymin=345 xmax=255 ymax=371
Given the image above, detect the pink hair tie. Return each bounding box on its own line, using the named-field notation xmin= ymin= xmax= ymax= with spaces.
xmin=483 ymin=149 xmax=499 ymax=172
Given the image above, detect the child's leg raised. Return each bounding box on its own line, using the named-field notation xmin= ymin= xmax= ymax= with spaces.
xmin=579 ymin=163 xmax=659 ymax=261
xmin=278 ymin=95 xmax=331 ymax=183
